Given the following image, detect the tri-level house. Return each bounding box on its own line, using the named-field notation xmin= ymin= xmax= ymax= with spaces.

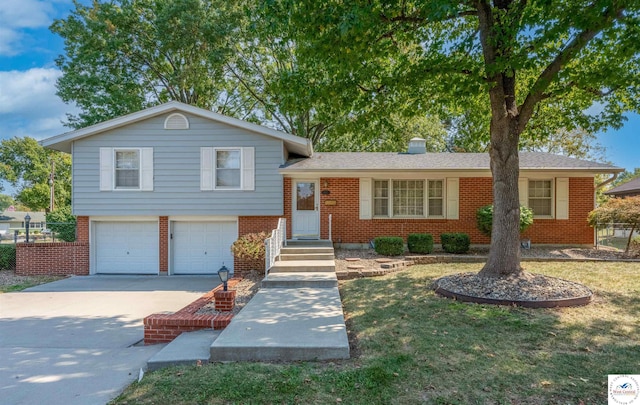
xmin=41 ymin=101 xmax=622 ymax=276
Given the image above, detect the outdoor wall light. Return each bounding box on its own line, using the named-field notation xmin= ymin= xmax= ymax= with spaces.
xmin=217 ymin=265 xmax=230 ymax=291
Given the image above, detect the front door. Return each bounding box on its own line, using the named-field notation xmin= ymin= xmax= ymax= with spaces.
xmin=292 ymin=180 xmax=319 ymax=239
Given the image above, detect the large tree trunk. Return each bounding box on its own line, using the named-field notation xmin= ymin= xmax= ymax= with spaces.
xmin=479 ymin=122 xmax=524 ymax=277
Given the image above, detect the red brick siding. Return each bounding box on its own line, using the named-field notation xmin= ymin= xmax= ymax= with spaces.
xmin=76 ymin=216 xmax=89 ymax=242
xmin=16 ymin=242 xmax=89 ymax=276
xmin=159 ymin=216 xmax=168 ymax=273
xmin=285 ymin=176 xmax=594 ymax=246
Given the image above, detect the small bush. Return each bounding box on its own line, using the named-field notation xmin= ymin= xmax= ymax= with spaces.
xmin=440 ymin=233 xmax=470 ymax=254
xmin=373 ymin=236 xmax=404 ymax=256
xmin=231 ymin=231 xmax=270 ymax=261
xmin=476 ymin=204 xmax=534 ymax=237
xmin=0 ymin=245 xmax=16 ymax=271
xmin=407 ymin=233 xmax=434 ymax=254
xmin=630 ymin=236 xmax=640 ymax=257
xmin=46 ymin=207 xmax=77 ymax=242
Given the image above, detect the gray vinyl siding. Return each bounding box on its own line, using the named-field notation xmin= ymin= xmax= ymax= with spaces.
xmin=72 ymin=114 xmax=285 ymax=216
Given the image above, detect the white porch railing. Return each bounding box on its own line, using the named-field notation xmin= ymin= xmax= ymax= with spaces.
xmin=328 ymin=214 xmax=332 ymax=242
xmin=264 ymin=218 xmax=287 ymax=277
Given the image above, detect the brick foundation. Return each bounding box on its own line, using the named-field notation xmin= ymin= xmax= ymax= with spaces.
xmin=16 ymin=242 xmax=89 ymax=276
xmin=143 ymin=278 xmax=241 ymax=344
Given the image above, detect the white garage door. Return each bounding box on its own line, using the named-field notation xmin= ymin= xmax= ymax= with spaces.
xmin=94 ymin=222 xmax=159 ymax=274
xmin=172 ymin=221 xmax=236 ymax=275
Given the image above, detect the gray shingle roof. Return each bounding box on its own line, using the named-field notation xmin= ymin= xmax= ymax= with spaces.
xmin=604 ymin=177 xmax=640 ymax=195
xmin=281 ymin=152 xmax=621 ymax=172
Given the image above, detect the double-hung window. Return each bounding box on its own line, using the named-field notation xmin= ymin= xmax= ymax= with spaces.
xmin=115 ymin=150 xmax=140 ymax=189
xmin=373 ymin=179 xmax=444 ymax=218
xmin=528 ymin=180 xmax=552 ymax=216
xmin=215 ymin=149 xmax=241 ymax=189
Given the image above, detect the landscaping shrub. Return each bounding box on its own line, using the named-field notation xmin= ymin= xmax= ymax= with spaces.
xmin=231 ymin=231 xmax=270 ymax=261
xmin=46 ymin=207 xmax=77 ymax=242
xmin=373 ymin=236 xmax=404 ymax=256
xmin=476 ymin=204 xmax=534 ymax=237
xmin=407 ymin=233 xmax=434 ymax=254
xmin=0 ymin=245 xmax=16 ymax=271
xmin=440 ymin=233 xmax=470 ymax=254
xmin=630 ymin=236 xmax=640 ymax=257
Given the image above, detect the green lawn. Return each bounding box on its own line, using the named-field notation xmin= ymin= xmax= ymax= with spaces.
xmin=112 ymin=262 xmax=640 ymax=405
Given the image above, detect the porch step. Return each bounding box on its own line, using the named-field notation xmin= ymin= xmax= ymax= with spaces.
xmin=280 ymin=247 xmax=334 ymax=255
xmin=286 ymin=240 xmax=334 ymax=247
xmin=147 ymin=329 xmax=219 ymax=371
xmin=269 ymin=260 xmax=335 ymax=273
xmin=280 ymin=253 xmax=335 ymax=261
xmin=262 ymin=272 xmax=338 ymax=288
xmin=210 ymin=288 xmax=349 ymax=362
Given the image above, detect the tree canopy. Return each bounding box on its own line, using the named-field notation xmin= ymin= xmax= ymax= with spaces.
xmin=0 ymin=137 xmax=71 ymax=211
xmin=285 ymin=0 xmax=640 ymax=277
xmin=588 ymin=196 xmax=640 ymax=252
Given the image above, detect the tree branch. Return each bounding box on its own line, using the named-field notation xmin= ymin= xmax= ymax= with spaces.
xmin=517 ymin=4 xmax=625 ymax=134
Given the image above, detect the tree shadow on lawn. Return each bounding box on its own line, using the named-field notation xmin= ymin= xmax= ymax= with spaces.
xmin=339 ymin=270 xmax=640 ymax=404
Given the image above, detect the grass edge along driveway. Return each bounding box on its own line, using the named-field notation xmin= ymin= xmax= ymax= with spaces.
xmin=113 ymin=261 xmax=640 ymax=405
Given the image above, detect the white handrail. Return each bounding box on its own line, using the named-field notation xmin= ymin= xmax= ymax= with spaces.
xmin=264 ymin=218 xmax=286 ymax=278
xmin=328 ymin=214 xmax=332 ymax=242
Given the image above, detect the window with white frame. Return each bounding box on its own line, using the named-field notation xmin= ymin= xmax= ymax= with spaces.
xmin=373 ymin=179 xmax=443 ymax=217
xmin=115 ymin=150 xmax=140 ymax=189
xmin=215 ymin=149 xmax=241 ymax=189
xmin=528 ymin=180 xmax=552 ymax=216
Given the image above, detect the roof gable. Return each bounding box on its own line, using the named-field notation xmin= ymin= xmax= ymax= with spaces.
xmin=40 ymin=101 xmax=313 ymax=157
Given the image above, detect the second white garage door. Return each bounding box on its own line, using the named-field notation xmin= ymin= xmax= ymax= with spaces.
xmin=94 ymin=221 xmax=159 ymax=275
xmin=172 ymin=221 xmax=237 ymax=275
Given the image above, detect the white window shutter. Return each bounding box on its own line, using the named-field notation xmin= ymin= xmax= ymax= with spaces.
xmin=99 ymin=148 xmax=113 ymax=191
xmin=242 ymin=147 xmax=255 ymax=191
xmin=140 ymin=148 xmax=154 ymax=191
xmin=200 ymin=147 xmax=214 ymax=190
xmin=556 ymin=177 xmax=569 ymax=220
xmin=518 ymin=178 xmax=528 ymax=207
xmin=359 ymin=178 xmax=372 ymax=220
xmin=446 ymin=178 xmax=459 ymax=219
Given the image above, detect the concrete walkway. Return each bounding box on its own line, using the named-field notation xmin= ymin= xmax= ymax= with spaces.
xmin=148 ymin=241 xmax=350 ymax=367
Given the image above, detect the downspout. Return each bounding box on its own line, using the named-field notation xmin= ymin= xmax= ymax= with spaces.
xmin=595 ymin=172 xmax=619 ymax=190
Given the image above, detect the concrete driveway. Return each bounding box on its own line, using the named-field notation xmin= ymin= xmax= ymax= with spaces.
xmin=0 ymin=275 xmax=217 ymax=405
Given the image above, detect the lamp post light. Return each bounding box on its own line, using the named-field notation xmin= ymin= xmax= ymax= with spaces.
xmin=217 ymin=265 xmax=230 ymax=291
xmin=24 ymin=214 xmax=31 ymax=243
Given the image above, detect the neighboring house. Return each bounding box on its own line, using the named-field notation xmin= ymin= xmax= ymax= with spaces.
xmin=0 ymin=210 xmax=47 ymax=237
xmin=41 ymin=102 xmax=622 ymax=276
xmin=604 ymin=177 xmax=640 ymax=198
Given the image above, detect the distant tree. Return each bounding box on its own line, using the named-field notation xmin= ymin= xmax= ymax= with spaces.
xmin=611 ymin=168 xmax=640 ymax=188
xmin=0 ymin=195 xmax=14 ymax=211
xmin=0 ymin=137 xmax=71 ymax=211
xmin=588 ymin=196 xmax=640 ymax=253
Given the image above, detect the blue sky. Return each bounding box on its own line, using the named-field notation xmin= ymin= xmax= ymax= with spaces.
xmin=0 ymin=0 xmax=638 ymax=195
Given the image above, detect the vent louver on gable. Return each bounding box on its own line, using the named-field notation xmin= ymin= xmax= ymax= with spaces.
xmin=164 ymin=113 xmax=189 ymax=130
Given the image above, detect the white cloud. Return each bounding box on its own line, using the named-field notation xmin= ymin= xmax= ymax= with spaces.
xmin=0 ymin=68 xmax=77 ymax=139
xmin=0 ymin=0 xmax=71 ymax=55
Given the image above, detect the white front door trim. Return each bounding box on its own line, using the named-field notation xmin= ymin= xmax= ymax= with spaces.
xmin=292 ymin=179 xmax=320 ymax=239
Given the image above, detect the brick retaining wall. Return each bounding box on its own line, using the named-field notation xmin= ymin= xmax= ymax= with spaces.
xmin=16 ymin=242 xmax=89 ymax=276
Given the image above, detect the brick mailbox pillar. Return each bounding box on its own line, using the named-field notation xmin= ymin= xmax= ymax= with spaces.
xmin=214 ymin=290 xmax=236 ymax=312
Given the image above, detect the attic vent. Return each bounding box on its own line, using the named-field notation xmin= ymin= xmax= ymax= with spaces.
xmin=164 ymin=113 xmax=189 ymax=130
xmin=407 ymin=137 xmax=426 ymax=154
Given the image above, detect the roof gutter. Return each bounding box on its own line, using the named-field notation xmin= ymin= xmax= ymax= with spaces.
xmin=596 ymin=172 xmax=619 ymax=190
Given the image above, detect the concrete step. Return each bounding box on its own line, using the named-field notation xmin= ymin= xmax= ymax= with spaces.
xmin=286 ymin=240 xmax=333 ymax=247
xmin=280 ymin=253 xmax=335 ymax=261
xmin=147 ymin=329 xmax=220 ymax=371
xmin=262 ymin=272 xmax=338 ymax=288
xmin=269 ymin=260 xmax=335 ymax=273
xmin=210 ymin=288 xmax=350 ymax=362
xmin=280 ymin=247 xmax=334 ymax=255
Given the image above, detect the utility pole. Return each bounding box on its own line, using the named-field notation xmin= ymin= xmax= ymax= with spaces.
xmin=49 ymin=159 xmax=55 ymax=212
